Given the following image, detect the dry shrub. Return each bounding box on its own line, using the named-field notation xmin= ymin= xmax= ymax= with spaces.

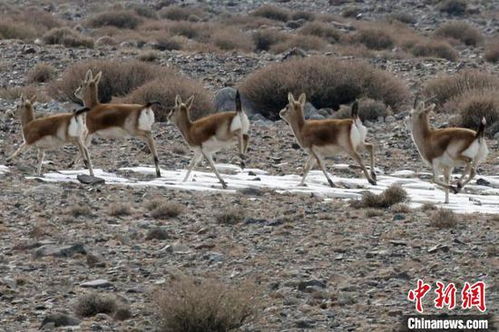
xmin=342 ymin=6 xmax=361 ymax=18
xmin=291 ymin=10 xmax=315 ymax=21
xmin=49 ymin=60 xmax=171 ymax=104
xmin=0 ymin=85 xmax=49 ymax=102
xmin=26 ymin=63 xmax=56 ymax=83
xmin=216 ymin=207 xmax=246 ymax=225
xmin=127 ymin=76 xmax=214 ymax=121
xmin=154 ymin=276 xmax=258 ymax=332
xmin=239 ymin=56 xmax=409 ymax=120
xmin=485 ymin=38 xmax=499 ymax=63
xmin=430 ymin=209 xmax=458 ymax=228
xmin=43 ymin=27 xmax=94 ymax=48
xmin=445 ymin=90 xmax=499 ymax=134
xmin=149 ymin=202 xmax=185 ymax=219
xmin=95 ymin=35 xmax=118 ymax=47
xmin=252 ymin=29 xmax=287 ymax=51
xmin=159 ymin=6 xmax=205 ymax=21
xmin=0 ymin=19 xmax=37 ymax=40
xmin=435 ymin=21 xmax=483 ymax=46
xmin=438 ymin=0 xmax=467 ymax=16
xmin=109 ymin=203 xmax=132 ymax=217
xmin=146 ymin=227 xmax=170 ymax=240
xmin=74 ymin=293 xmax=130 ymax=319
xmin=334 ymin=98 xmax=390 ymax=122
xmin=299 ymin=22 xmax=341 ymax=43
xmin=87 ymin=10 xmax=142 ymax=29
xmin=410 ymin=40 xmax=458 ymax=61
xmin=388 ymin=12 xmax=416 ymax=24
xmin=211 ymin=28 xmax=254 ymax=52
xmin=270 ymin=34 xmax=328 ymax=53
xmin=130 ymin=4 xmax=158 ymax=19
xmin=356 ymin=27 xmax=395 ymax=50
xmin=352 ymin=184 xmax=408 ymax=209
xmin=223 ymin=15 xmax=278 ymax=30
xmin=67 ymin=205 xmax=92 ymax=218
xmin=138 ymin=51 xmax=160 ymax=62
xmin=423 ymin=70 xmax=499 ymax=107
xmin=168 ymin=21 xmax=204 ymax=39
xmin=154 ymin=35 xmax=184 ymax=50
xmin=252 ymin=5 xmax=290 ymax=22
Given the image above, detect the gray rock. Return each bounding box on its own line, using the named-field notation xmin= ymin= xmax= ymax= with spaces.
xmin=203 ymin=251 xmax=224 ymax=263
xmin=213 ymin=87 xmax=256 ymax=115
xmin=25 ymin=184 xmax=63 ymax=196
xmin=80 ymin=279 xmax=112 ymax=288
xmin=304 ymin=102 xmax=324 ymax=120
xmin=33 ymin=243 xmax=86 ymax=259
xmin=298 ymin=279 xmax=327 ymax=292
xmin=40 ymin=313 xmax=81 ymax=328
xmin=385 ymin=115 xmax=395 ymax=123
xmin=77 ymin=174 xmax=105 ymax=185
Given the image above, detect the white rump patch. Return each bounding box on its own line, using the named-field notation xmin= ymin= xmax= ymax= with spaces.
xmin=230 ymin=112 xmax=250 ymax=134
xmin=68 ymin=114 xmax=86 ymax=138
xmin=350 ymin=118 xmax=367 ymax=149
xmin=138 ymin=108 xmax=155 ymax=131
xmin=462 ymin=139 xmax=489 ymax=164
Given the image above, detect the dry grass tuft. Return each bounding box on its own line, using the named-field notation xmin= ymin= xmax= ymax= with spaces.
xmin=0 ymin=85 xmax=49 ymax=102
xmin=75 ymin=293 xmax=116 ymax=317
xmin=423 ymin=70 xmax=499 ymax=107
xmin=430 ymin=208 xmax=458 ymax=228
xmin=252 ymin=29 xmax=287 ymax=51
xmin=68 ymin=205 xmax=92 ymax=218
xmin=352 ymin=184 xmax=408 ymax=209
xmin=159 ymin=6 xmax=205 ymax=21
xmin=109 ymin=204 xmax=132 ymax=217
xmin=444 ymin=90 xmax=499 ymax=134
xmin=409 ymin=39 xmax=458 ymax=61
xmin=43 ymin=27 xmax=94 ymax=48
xmin=438 ymin=0 xmax=467 ymax=16
xmin=150 ymin=202 xmax=185 ymax=219
xmin=126 ymin=75 xmax=214 ymax=121
xmin=146 ymin=227 xmax=170 ymax=241
xmin=153 ymin=35 xmax=184 ymax=51
xmin=435 ymin=21 xmax=483 ymax=46
xmin=154 ymin=276 xmax=258 ymax=332
xmin=291 ymin=10 xmax=315 ymax=21
xmin=216 ymin=207 xmax=246 ymax=225
xmin=0 ymin=19 xmax=38 ymax=40
xmin=485 ymin=38 xmax=499 ymax=63
xmin=26 ymin=63 xmax=56 ymax=83
xmin=49 ymin=60 xmax=171 ymax=104
xmin=356 ymin=27 xmax=395 ymax=50
xmin=211 ymin=28 xmax=254 ymax=52
xmin=334 ymin=98 xmax=390 ymax=122
xmin=252 ymin=5 xmax=290 ymax=22
xmin=299 ymin=22 xmax=340 ymax=43
xmin=138 ymin=50 xmax=161 ymax=62
xmin=270 ymin=34 xmax=328 ymax=54
xmin=87 ymin=10 xmax=142 ymax=29
xmin=239 ymin=56 xmax=409 ymax=120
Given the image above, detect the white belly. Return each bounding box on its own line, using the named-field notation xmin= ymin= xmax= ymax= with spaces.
xmin=33 ymin=135 xmax=65 ymax=149
xmin=350 ymin=118 xmax=367 ymax=149
xmin=230 ymin=112 xmax=250 ymax=134
xmin=96 ymin=127 xmax=129 ymax=138
xmin=202 ymin=136 xmax=234 ymax=153
xmin=311 ymin=145 xmax=342 ymax=157
xmin=68 ymin=115 xmax=87 ymax=138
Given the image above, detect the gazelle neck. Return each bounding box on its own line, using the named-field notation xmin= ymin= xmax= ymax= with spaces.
xmin=174 ymin=108 xmax=193 ymax=143
xmin=20 ymin=104 xmax=35 ymax=127
xmin=287 ymin=108 xmax=306 ymax=144
xmin=84 ymin=85 xmax=100 ymax=108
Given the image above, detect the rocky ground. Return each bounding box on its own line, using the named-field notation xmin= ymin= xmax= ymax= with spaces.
xmin=1 ymin=0 xmax=499 ymax=331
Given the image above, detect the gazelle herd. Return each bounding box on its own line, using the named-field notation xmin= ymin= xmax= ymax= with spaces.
xmin=5 ymin=70 xmax=489 ymax=204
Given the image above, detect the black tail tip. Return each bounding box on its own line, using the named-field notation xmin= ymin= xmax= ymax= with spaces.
xmin=351 ymin=100 xmax=359 ymax=117
xmin=235 ymin=89 xmax=242 ymax=111
xmin=74 ymin=107 xmax=90 ymax=115
xmin=145 ymin=101 xmax=161 ymax=108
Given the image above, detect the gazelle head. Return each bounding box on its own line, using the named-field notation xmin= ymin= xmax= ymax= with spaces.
xmin=279 ymin=92 xmax=306 ymax=123
xmin=74 ymin=69 xmax=102 ymax=104
xmin=168 ymin=95 xmax=194 ymax=124
xmin=16 ymin=94 xmax=36 ymax=114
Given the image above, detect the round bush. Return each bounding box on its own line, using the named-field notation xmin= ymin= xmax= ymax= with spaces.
xmin=49 ymin=60 xmax=172 ymax=104
xmin=126 ymin=76 xmax=214 ymax=121
xmin=239 ymin=56 xmax=410 ymax=120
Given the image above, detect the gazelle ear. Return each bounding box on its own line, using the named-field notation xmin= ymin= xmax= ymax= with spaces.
xmin=298 ymin=93 xmax=306 ymax=106
xmin=20 ymin=93 xmax=25 ymax=103
xmin=175 ymin=95 xmax=182 ymax=106
xmin=93 ymin=71 xmax=102 ymax=84
xmin=288 ymin=92 xmax=295 ymax=104
xmin=30 ymin=95 xmax=37 ymax=104
xmin=186 ymin=95 xmax=195 ymax=109
xmin=85 ymin=69 xmax=92 ymax=82
xmin=426 ymin=103 xmax=436 ymax=113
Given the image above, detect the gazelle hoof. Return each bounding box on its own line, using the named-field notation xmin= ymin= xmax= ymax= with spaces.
xmin=450 ymin=186 xmax=459 ymax=194
xmin=368 ymin=178 xmax=377 ymax=186
xmin=327 ymin=179 xmax=335 ymax=188
xmin=221 ymin=181 xmax=228 ymax=189
xmin=156 ymin=170 xmax=161 ymax=178
xmin=371 ymin=172 xmax=377 ymax=181
xmin=298 ymin=182 xmax=307 ymax=187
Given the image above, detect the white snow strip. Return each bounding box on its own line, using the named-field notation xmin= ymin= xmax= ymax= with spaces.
xmin=0 ymin=165 xmax=9 ymax=175
xmin=1 ymin=162 xmax=495 ymax=214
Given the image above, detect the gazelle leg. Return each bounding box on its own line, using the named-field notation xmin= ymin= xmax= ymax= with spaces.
xmin=242 ymin=134 xmax=249 ymax=154
xmin=68 ymin=135 xmax=91 ymax=168
xmin=348 ymin=149 xmax=376 ymax=186
xmin=432 ymin=166 xmax=458 ymax=199
xmin=183 ymin=152 xmax=202 ymax=182
xmin=236 ymin=131 xmax=246 ymax=169
xmin=201 ymin=150 xmax=227 ymax=189
xmin=7 ymin=143 xmax=28 ymax=161
xmin=363 ymin=143 xmax=377 ymax=181
xmin=310 ymin=148 xmax=334 ymax=187
xmin=458 ymin=165 xmax=476 ymax=190
xmin=77 ymin=139 xmax=94 ymax=176
xmin=299 ymin=155 xmax=316 ymax=186
xmin=443 ymin=167 xmax=452 ymax=204
xmin=36 ymin=149 xmax=45 ymax=176
xmin=142 ymin=132 xmax=161 ymax=177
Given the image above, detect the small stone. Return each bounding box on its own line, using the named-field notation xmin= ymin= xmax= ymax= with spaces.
xmin=393 ymin=214 xmax=405 ymax=221
xmin=80 ymin=279 xmax=112 ymax=288
xmin=77 ymin=174 xmax=105 ymax=185
xmin=40 ymin=313 xmax=80 ymax=328
xmin=33 ymin=244 xmax=86 ymax=259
